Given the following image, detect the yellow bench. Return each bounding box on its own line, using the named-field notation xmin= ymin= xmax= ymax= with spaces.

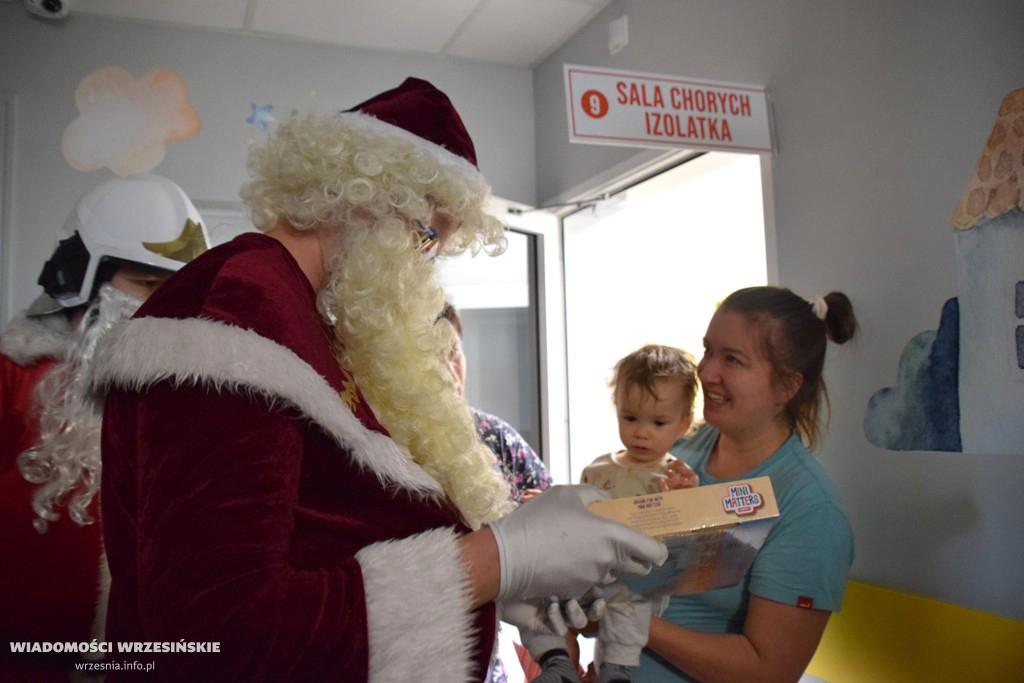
xmin=805 ymin=581 xmax=1024 ymax=682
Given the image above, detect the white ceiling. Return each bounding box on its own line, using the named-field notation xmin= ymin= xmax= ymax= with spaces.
xmin=62 ymin=0 xmax=612 ymax=68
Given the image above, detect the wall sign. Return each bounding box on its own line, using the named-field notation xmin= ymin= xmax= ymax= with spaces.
xmin=564 ymin=64 xmax=773 ymax=153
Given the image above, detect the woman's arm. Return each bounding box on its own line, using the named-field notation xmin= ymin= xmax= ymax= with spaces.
xmin=646 ymin=595 xmax=831 ymax=683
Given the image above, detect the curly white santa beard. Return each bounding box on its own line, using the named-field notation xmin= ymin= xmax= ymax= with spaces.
xmin=18 ymin=284 xmax=144 ymax=532
xmin=322 ymin=218 xmax=514 ymax=529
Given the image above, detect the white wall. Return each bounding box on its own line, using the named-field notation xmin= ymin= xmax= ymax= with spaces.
xmin=534 ymin=0 xmax=1024 ymax=619
xmin=0 ymin=6 xmax=536 ymax=322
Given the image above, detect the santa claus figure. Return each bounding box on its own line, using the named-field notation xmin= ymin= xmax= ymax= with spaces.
xmin=88 ymin=78 xmax=666 ymax=682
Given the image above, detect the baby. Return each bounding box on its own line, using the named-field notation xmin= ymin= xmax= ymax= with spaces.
xmin=582 ymin=343 xmax=699 ymax=497
xmin=526 ymin=344 xmax=699 ymax=683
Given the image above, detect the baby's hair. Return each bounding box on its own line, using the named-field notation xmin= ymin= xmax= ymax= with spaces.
xmin=610 ymin=344 xmax=699 ymax=415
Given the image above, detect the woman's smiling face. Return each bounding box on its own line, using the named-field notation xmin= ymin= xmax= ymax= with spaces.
xmin=697 ymin=309 xmax=792 ymax=437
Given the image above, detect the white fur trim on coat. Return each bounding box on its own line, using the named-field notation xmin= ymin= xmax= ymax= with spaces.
xmin=356 ymin=527 xmax=483 ymax=683
xmin=83 ymin=549 xmax=111 ymax=663
xmin=0 ymin=311 xmax=74 ymax=365
xmin=88 ymin=316 xmax=444 ymax=498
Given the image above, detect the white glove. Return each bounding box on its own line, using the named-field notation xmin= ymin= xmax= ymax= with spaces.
xmin=501 ymin=597 xmax=572 ymax=660
xmin=501 ymin=597 xmax=576 ymax=637
xmin=486 ymin=484 xmax=668 ymax=601
xmin=501 ymin=588 xmax=606 ymax=638
xmin=576 ymin=584 xmax=608 ymax=622
xmin=598 ymin=582 xmax=652 ymax=667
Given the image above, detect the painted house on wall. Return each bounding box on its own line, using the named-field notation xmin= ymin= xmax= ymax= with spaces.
xmin=951 ymin=88 xmax=1024 ymax=454
xmin=864 ymin=88 xmax=1024 ymax=455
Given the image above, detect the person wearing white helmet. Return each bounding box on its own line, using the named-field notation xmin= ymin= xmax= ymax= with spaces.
xmin=0 ymin=173 xmax=210 ymax=681
xmin=34 ymin=172 xmax=208 ymax=311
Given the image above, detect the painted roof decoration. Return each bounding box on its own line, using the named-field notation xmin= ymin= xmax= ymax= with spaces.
xmin=951 ymin=88 xmax=1024 ymax=230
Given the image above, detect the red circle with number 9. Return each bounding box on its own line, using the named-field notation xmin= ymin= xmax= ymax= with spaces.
xmin=580 ymin=90 xmax=609 ymax=118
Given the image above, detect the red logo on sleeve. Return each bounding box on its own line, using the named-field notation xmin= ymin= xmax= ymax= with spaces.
xmin=797 ymin=596 xmax=814 ymax=609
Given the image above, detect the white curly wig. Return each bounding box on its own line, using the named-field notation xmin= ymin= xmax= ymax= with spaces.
xmin=18 ymin=285 xmax=144 ymax=532
xmin=240 ymin=111 xmax=506 ymax=255
xmin=239 ymin=111 xmax=514 ymax=528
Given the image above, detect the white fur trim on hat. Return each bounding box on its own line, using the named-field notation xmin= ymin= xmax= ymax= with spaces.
xmin=356 ymin=527 xmax=481 ymax=683
xmin=88 ymin=316 xmax=445 ymax=498
xmin=338 ymin=111 xmax=486 ymax=188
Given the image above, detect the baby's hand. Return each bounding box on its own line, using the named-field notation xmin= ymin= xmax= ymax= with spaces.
xmin=658 ymin=460 xmax=699 ymax=491
xmin=520 ymin=488 xmax=544 ymax=502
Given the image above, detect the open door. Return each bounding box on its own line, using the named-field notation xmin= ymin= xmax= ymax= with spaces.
xmin=436 ymin=196 xmax=567 ymax=479
xmin=561 ymin=152 xmax=768 ymax=482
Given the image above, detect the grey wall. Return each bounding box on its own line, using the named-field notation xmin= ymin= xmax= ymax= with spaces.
xmin=461 ymin=307 xmax=540 ymax=450
xmin=0 ymin=6 xmax=536 ymax=320
xmin=535 ymin=0 xmax=1024 ymax=619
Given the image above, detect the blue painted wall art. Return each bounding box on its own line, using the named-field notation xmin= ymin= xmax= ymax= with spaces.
xmin=865 ymin=88 xmax=1024 ymax=454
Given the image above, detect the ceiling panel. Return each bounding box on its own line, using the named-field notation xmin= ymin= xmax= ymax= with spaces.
xmin=55 ymin=0 xmax=614 ymax=67
xmin=447 ymin=0 xmax=605 ymax=66
xmin=75 ymin=0 xmax=249 ymax=32
xmin=252 ymin=0 xmax=479 ymax=54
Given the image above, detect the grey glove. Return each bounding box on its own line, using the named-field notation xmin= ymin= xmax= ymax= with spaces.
xmin=486 ymin=485 xmax=668 ymax=601
xmin=598 ymin=582 xmax=652 ymax=667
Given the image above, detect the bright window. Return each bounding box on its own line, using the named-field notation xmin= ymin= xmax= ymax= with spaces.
xmin=561 ymin=152 xmax=768 ymax=483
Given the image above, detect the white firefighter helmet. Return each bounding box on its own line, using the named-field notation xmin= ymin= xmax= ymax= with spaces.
xmin=37 ymin=173 xmax=211 ymax=309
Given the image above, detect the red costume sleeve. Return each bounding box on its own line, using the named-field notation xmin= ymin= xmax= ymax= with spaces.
xmin=0 ymin=353 xmax=52 ymax=468
xmin=1 ymin=353 xmax=105 ymax=681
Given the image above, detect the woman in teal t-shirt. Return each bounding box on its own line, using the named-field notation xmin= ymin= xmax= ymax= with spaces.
xmin=636 ymin=286 xmax=858 ymax=683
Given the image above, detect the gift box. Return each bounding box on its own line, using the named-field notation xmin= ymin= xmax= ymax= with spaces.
xmin=587 ymin=476 xmax=779 ymax=596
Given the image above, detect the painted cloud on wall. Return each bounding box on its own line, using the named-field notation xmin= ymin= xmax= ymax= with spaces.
xmin=865 ymin=88 xmax=1024 ymax=454
xmin=864 ymin=298 xmax=961 ymax=451
xmin=62 ymin=66 xmax=201 ymax=176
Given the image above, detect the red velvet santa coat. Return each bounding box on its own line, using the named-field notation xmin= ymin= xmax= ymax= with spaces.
xmin=1 ymin=315 xmax=105 ymax=681
xmin=92 ymin=233 xmax=496 ymax=682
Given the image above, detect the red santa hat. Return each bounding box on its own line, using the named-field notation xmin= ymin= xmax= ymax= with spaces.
xmin=340 ymin=77 xmax=483 ymax=183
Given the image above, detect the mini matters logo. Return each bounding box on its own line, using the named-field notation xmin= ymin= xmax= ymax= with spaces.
xmin=722 ymin=483 xmax=765 ymax=516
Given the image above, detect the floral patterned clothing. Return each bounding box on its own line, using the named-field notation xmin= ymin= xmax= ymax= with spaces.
xmin=471 ymin=407 xmax=550 ymax=683
xmin=471 ymin=407 xmax=552 ymax=502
